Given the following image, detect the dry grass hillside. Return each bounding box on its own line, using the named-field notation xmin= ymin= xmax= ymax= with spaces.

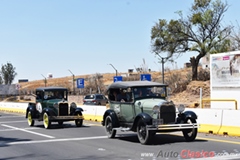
xmin=18 ymin=68 xmax=210 ymax=107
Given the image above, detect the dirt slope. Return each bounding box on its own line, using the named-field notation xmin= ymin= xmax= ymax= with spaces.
xmin=18 ymin=70 xmax=210 ymax=106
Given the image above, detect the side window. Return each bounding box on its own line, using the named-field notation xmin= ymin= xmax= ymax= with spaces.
xmin=96 ymin=95 xmax=101 ymax=99
xmin=108 ymin=89 xmax=119 ymax=101
xmin=36 ymin=91 xmax=42 ymax=100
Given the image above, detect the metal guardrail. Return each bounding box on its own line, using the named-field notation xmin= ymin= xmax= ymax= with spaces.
xmin=201 ymin=99 xmax=238 ymax=110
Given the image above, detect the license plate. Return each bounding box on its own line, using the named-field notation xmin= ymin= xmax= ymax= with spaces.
xmin=152 ymin=119 xmax=163 ymax=126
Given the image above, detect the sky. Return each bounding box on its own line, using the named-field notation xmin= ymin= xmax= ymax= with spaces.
xmin=0 ymin=0 xmax=239 ymax=83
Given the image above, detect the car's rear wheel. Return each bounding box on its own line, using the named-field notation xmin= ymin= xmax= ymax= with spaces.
xmin=27 ymin=111 xmax=35 ymax=126
xmin=105 ymin=115 xmax=116 ymax=138
xmin=137 ymin=119 xmax=152 ymax=145
xmin=75 ymin=112 xmax=83 ymax=127
xmin=182 ymin=118 xmax=198 ymax=142
xmin=43 ymin=112 xmax=51 ymax=129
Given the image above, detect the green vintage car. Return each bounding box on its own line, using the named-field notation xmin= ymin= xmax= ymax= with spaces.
xmin=102 ymin=81 xmax=199 ymax=145
xmin=26 ymin=87 xmax=84 ymax=129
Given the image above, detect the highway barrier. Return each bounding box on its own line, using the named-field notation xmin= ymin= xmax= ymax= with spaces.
xmin=0 ymin=102 xmax=239 ymax=136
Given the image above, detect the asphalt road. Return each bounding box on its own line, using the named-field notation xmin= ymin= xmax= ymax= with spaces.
xmin=0 ymin=112 xmax=240 ymax=160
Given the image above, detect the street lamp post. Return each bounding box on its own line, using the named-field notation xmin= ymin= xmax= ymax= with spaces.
xmin=41 ymin=74 xmax=47 ymax=87
xmin=68 ymin=69 xmax=75 ymax=95
xmin=108 ymin=63 xmax=118 ymax=76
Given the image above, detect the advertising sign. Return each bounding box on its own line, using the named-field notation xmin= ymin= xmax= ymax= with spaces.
xmin=211 ymin=53 xmax=240 ymax=87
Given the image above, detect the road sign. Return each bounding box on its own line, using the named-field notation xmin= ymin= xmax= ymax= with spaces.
xmin=114 ymin=76 xmax=122 ymax=82
xmin=140 ymin=74 xmax=151 ymax=81
xmin=76 ymin=78 xmax=84 ymax=88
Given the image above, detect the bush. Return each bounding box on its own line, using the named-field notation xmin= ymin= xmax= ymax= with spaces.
xmin=197 ymin=69 xmax=210 ymax=81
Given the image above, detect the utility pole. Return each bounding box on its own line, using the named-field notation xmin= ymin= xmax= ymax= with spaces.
xmin=68 ymin=69 xmax=75 ymax=95
xmin=161 ymin=57 xmax=165 ymax=84
xmin=108 ymin=63 xmax=118 ymax=76
xmin=41 ymin=74 xmax=47 ymax=87
xmin=156 ymin=54 xmax=168 ymax=84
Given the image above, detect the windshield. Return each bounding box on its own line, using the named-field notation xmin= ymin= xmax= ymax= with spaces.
xmin=133 ymin=86 xmax=167 ymax=99
xmin=43 ymin=90 xmax=67 ymax=100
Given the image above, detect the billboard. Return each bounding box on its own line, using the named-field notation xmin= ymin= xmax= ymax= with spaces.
xmin=211 ymin=52 xmax=240 ymax=87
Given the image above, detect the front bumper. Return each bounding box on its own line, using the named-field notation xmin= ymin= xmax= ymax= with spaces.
xmin=49 ymin=115 xmax=84 ymax=121
xmin=147 ymin=123 xmax=199 ymax=131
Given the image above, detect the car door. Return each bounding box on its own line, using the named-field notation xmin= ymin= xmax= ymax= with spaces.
xmin=98 ymin=95 xmax=105 ymax=105
xmin=119 ymin=101 xmax=135 ymax=123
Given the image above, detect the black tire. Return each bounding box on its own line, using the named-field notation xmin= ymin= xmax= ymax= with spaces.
xmin=182 ymin=118 xmax=198 ymax=142
xmin=105 ymin=115 xmax=116 ymax=138
xmin=43 ymin=112 xmax=51 ymax=129
xmin=58 ymin=121 xmax=64 ymax=126
xmin=27 ymin=111 xmax=35 ymax=126
xmin=137 ymin=119 xmax=152 ymax=145
xmin=75 ymin=112 xmax=83 ymax=127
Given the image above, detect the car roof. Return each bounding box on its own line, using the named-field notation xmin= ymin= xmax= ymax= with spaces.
xmin=107 ymin=81 xmax=167 ymax=90
xmin=36 ymin=87 xmax=68 ymax=92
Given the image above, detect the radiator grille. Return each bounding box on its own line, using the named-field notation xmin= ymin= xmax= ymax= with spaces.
xmin=159 ymin=104 xmax=176 ymax=124
xmin=59 ymin=103 xmax=69 ymax=116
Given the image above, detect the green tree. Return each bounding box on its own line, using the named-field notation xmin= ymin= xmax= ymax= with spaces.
xmin=0 ymin=75 xmax=2 ymax=84
xmin=1 ymin=62 xmax=17 ymax=84
xmin=229 ymin=21 xmax=240 ymax=51
xmin=151 ymin=0 xmax=232 ymax=80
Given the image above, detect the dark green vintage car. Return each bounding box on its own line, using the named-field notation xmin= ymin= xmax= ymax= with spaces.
xmin=102 ymin=81 xmax=199 ymax=145
xmin=26 ymin=87 xmax=84 ymax=129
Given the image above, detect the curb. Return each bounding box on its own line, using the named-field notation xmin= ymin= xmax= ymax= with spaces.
xmin=198 ymin=124 xmax=240 ymax=137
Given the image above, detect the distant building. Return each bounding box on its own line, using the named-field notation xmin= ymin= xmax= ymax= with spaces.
xmin=48 ymin=73 xmax=53 ymax=79
xmin=18 ymin=79 xmax=28 ymax=83
xmin=184 ymin=63 xmax=191 ymax=68
xmin=201 ymin=53 xmax=210 ymax=69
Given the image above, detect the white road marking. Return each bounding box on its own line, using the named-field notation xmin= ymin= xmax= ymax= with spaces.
xmin=8 ymin=136 xmax=107 ymax=145
xmin=0 ymin=120 xmax=27 ymax=123
xmin=1 ymin=124 xmax=55 ymax=139
xmin=0 ymin=127 xmax=41 ymax=132
xmin=0 ymin=115 xmax=25 ymax=118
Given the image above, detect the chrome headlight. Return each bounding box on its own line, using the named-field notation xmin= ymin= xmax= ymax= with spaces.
xmin=178 ymin=104 xmax=185 ymax=113
xmin=152 ymin=105 xmax=160 ymax=114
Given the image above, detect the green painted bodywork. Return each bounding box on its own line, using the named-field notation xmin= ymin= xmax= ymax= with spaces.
xmin=110 ymin=98 xmax=167 ymax=123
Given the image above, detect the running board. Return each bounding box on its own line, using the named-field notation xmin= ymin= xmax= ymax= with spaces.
xmin=113 ymin=127 xmax=131 ymax=132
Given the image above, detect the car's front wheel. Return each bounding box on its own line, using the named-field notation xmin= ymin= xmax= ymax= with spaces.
xmin=182 ymin=118 xmax=198 ymax=142
xmin=43 ymin=112 xmax=51 ymax=129
xmin=105 ymin=115 xmax=116 ymax=138
xmin=137 ymin=119 xmax=152 ymax=145
xmin=27 ymin=111 xmax=35 ymax=126
xmin=75 ymin=112 xmax=83 ymax=127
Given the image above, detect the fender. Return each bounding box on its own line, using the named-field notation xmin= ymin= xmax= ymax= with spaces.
xmin=26 ymin=103 xmax=37 ymax=118
xmin=42 ymin=108 xmax=57 ymax=117
xmin=102 ymin=109 xmax=119 ymax=127
xmin=75 ymin=107 xmax=83 ymax=112
xmin=132 ymin=113 xmax=152 ymax=132
xmin=178 ymin=111 xmax=198 ymax=122
xmin=74 ymin=107 xmax=83 ymax=115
